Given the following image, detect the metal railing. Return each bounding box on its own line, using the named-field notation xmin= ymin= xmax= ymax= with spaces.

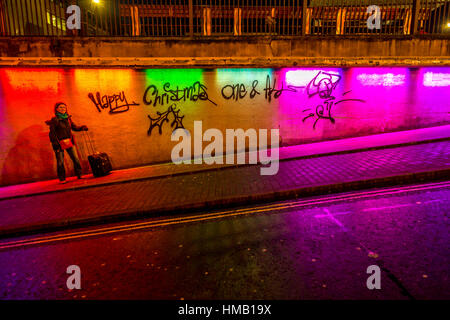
xmin=1 ymin=0 xmax=449 ymax=37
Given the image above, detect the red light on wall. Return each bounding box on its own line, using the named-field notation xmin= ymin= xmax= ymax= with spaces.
xmin=1 ymin=69 xmax=65 ymax=93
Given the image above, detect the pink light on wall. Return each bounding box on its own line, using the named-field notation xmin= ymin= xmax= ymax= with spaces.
xmin=423 ymin=72 xmax=450 ymax=87
xmin=356 ymin=73 xmax=406 ymax=87
xmin=284 ymin=69 xmax=341 ymax=87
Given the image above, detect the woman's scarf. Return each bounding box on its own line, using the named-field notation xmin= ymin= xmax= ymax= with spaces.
xmin=56 ymin=112 xmax=69 ymax=120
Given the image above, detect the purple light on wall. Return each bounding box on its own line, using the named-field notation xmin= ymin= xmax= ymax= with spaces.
xmin=423 ymin=72 xmax=450 ymax=87
xmin=356 ymin=72 xmax=406 ymax=87
xmin=415 ymin=68 xmax=450 ymax=126
xmin=284 ymin=69 xmax=341 ymax=87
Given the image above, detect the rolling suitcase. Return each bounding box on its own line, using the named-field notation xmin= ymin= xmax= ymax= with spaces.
xmin=88 ymin=152 xmax=112 ymax=177
xmin=82 ymin=131 xmax=112 ymax=177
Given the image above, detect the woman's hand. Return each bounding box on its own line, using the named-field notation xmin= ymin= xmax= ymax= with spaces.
xmin=81 ymin=125 xmax=89 ymax=131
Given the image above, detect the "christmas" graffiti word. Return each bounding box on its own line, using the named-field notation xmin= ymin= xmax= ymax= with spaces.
xmin=143 ymin=82 xmax=217 ymax=107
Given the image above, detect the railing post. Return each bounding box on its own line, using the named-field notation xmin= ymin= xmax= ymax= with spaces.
xmin=336 ymin=8 xmax=346 ymax=35
xmin=233 ymin=7 xmax=241 ymax=36
xmin=302 ymin=0 xmax=308 ymax=35
xmin=0 ymin=0 xmax=6 ymax=36
xmin=189 ymin=0 xmax=193 ymax=37
xmin=131 ymin=5 xmax=140 ymax=36
xmin=404 ymin=8 xmax=412 ymax=35
xmin=411 ymin=0 xmax=420 ymax=35
xmin=203 ymin=7 xmax=211 ymax=36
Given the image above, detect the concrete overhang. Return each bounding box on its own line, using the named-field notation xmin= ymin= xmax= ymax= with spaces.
xmin=0 ymin=36 xmax=448 ymax=67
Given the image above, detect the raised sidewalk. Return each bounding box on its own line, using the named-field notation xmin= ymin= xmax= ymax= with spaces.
xmin=0 ymin=125 xmax=449 ymax=238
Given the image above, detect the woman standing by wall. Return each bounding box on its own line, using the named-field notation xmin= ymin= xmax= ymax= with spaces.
xmin=46 ymin=102 xmax=88 ymax=184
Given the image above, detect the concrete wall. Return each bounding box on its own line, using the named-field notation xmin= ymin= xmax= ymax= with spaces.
xmin=0 ymin=37 xmax=448 ymax=60
xmin=0 ymin=66 xmax=449 ymax=186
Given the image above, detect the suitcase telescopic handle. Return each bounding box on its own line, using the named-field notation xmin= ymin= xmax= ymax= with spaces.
xmin=83 ymin=130 xmax=96 ymax=155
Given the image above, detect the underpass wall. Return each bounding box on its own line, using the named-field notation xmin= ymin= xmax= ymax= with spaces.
xmin=0 ymin=66 xmax=449 ymax=186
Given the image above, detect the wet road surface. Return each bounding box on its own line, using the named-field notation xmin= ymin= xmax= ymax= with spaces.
xmin=0 ymin=181 xmax=449 ymax=300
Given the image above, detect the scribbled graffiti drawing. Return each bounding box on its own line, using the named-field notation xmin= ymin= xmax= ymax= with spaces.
xmin=306 ymin=71 xmax=342 ymax=99
xmin=303 ymin=72 xmax=366 ymax=129
xmin=302 ymin=102 xmax=336 ymax=130
xmin=147 ymin=104 xmax=185 ymax=136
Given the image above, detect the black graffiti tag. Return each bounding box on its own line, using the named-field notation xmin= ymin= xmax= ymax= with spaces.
xmin=143 ymin=81 xmax=217 ymax=107
xmin=302 ymin=72 xmax=366 ymax=129
xmin=302 ymin=99 xmax=337 ymax=130
xmin=221 ymin=80 xmax=262 ymax=101
xmin=88 ymin=91 xmax=140 ymax=114
xmin=306 ymin=71 xmax=342 ymax=99
xmin=147 ymin=104 xmax=185 ymax=136
xmin=264 ymin=75 xmax=297 ymax=102
xmin=221 ymin=83 xmax=248 ymax=100
xmin=250 ymin=80 xmax=260 ymax=98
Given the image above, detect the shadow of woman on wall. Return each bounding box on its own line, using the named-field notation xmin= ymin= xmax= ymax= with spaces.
xmin=1 ymin=125 xmax=69 ymax=186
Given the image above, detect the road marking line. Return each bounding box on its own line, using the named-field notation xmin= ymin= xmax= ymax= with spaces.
xmin=321 ymin=208 xmax=349 ymax=231
xmin=314 ymin=211 xmax=350 ymax=218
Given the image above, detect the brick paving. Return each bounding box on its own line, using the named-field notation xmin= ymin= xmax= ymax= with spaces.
xmin=0 ymin=140 xmax=449 ymax=236
xmin=1 ymin=124 xmax=448 ymax=200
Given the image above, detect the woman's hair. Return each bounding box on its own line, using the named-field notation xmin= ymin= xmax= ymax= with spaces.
xmin=54 ymin=102 xmax=67 ymax=114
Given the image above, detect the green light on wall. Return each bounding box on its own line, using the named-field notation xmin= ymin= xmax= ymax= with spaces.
xmin=215 ymin=68 xmax=273 ymax=85
xmin=144 ymin=69 xmax=204 ymax=88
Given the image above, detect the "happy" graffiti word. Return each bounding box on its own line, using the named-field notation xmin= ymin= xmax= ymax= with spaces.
xmin=88 ymin=91 xmax=140 ymax=114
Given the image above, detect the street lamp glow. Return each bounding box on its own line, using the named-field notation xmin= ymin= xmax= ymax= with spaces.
xmin=92 ymin=0 xmax=100 ymax=4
